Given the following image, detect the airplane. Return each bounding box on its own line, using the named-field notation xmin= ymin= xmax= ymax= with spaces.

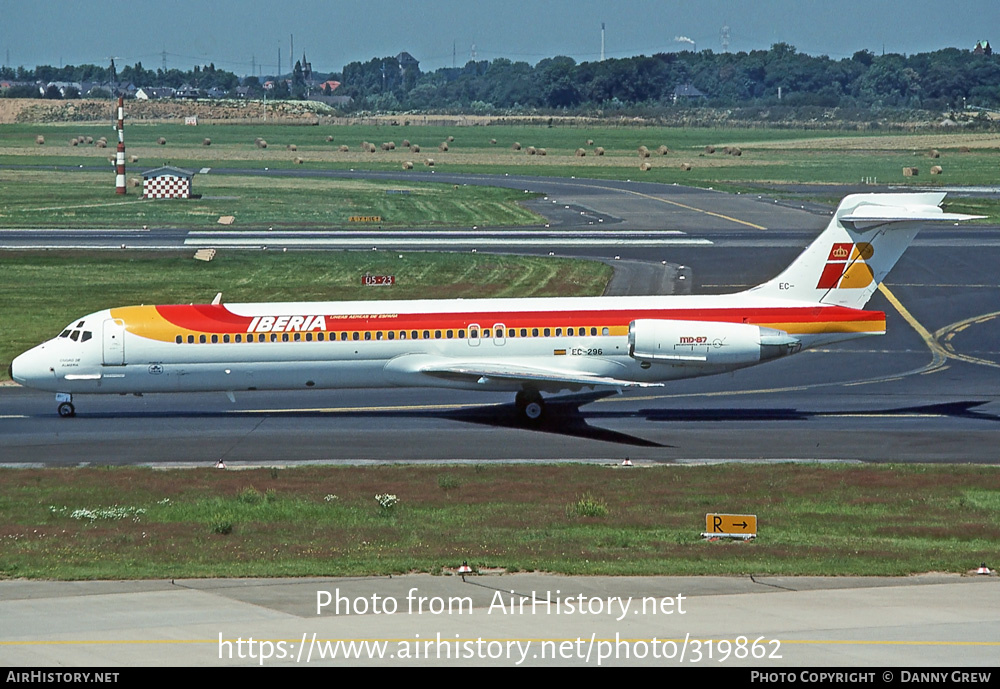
xmin=9 ymin=192 xmax=981 ymax=421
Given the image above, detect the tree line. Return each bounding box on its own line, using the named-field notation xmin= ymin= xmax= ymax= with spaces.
xmin=5 ymin=43 xmax=1000 ymax=114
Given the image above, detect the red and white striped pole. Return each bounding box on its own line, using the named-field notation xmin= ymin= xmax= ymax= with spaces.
xmin=115 ymin=96 xmax=126 ymax=195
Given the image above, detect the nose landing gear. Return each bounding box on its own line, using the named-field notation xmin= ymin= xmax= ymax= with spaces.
xmin=56 ymin=393 xmax=75 ymax=418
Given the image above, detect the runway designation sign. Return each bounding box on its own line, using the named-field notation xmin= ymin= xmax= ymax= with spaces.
xmin=705 ymin=513 xmax=757 ymax=539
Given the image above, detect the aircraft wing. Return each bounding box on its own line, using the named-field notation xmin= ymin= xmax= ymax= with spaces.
xmin=415 ymin=360 xmax=663 ymax=391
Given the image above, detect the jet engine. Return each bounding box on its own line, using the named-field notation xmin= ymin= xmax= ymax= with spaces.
xmin=628 ymin=319 xmax=801 ymax=366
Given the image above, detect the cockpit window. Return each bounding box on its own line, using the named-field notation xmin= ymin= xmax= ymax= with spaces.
xmin=81 ymin=331 xmax=92 ymax=343
xmin=76 ymin=321 xmax=85 ymax=328
xmin=69 ymin=331 xmax=80 ymax=341
xmin=59 ymin=330 xmax=71 ymax=338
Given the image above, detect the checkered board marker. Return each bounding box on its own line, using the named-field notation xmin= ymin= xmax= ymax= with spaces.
xmin=143 ymin=176 xmax=191 ymax=199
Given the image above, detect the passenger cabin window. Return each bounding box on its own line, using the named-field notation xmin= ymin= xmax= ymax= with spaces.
xmin=470 ymin=329 xmax=478 ymax=339
xmin=187 ymin=335 xmax=195 ymax=344
xmin=412 ymin=331 xmax=419 ymax=340
xmin=602 ymin=327 xmax=610 ymax=336
xmin=176 ymin=335 xmax=183 ymax=344
xmin=591 ymin=327 xmax=598 ymax=336
xmin=496 ymin=327 xmax=504 ymax=338
xmin=543 ymin=328 xmax=551 ymax=337
xmin=531 ymin=328 xmax=538 ymax=337
xmin=434 ymin=330 xmax=442 ymax=339
xmin=555 ymin=328 xmax=562 ymax=336
xmin=483 ymin=329 xmax=491 ymax=338
xmin=211 ymin=335 xmax=219 ymax=344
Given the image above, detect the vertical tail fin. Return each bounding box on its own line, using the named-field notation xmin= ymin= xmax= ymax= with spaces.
xmin=748 ymin=193 xmax=981 ymax=308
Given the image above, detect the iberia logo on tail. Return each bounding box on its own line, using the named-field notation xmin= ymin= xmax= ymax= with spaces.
xmin=816 ymin=242 xmax=875 ymax=289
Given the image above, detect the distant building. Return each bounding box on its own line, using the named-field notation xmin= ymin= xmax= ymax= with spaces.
xmin=396 ymin=52 xmax=419 ymax=72
xmin=672 ymin=83 xmax=706 ymax=103
xmin=974 ymin=40 xmax=992 ymax=55
xmin=142 ymin=166 xmax=195 ymax=200
xmin=136 ymin=87 xmax=176 ymax=100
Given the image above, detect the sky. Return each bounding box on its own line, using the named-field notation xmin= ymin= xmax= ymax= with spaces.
xmin=3 ymin=0 xmax=998 ymax=76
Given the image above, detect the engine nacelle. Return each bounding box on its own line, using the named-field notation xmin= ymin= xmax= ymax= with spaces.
xmin=628 ymin=319 xmax=801 ymax=366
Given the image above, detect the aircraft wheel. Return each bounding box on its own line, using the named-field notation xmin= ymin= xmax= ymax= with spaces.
xmin=57 ymin=402 xmax=76 ymax=418
xmin=523 ymin=400 xmax=544 ymax=421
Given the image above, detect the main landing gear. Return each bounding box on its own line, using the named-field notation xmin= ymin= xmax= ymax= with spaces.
xmin=56 ymin=393 xmax=75 ymax=418
xmin=514 ymin=389 xmax=545 ymax=422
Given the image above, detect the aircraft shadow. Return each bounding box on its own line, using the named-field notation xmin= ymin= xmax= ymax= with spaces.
xmin=65 ymin=399 xmax=998 ymax=450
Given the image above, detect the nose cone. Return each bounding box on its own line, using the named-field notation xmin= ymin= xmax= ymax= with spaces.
xmin=9 ymin=346 xmax=50 ymax=390
xmin=9 ymin=355 xmax=21 ymax=385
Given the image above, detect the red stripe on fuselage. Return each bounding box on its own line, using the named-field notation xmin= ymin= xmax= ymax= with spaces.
xmin=152 ymin=304 xmax=883 ymax=334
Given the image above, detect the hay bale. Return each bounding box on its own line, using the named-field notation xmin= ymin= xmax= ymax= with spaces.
xmin=424 ymin=158 xmax=435 ymax=166
xmin=338 ymin=145 xmax=349 ymax=152
xmin=294 ymin=156 xmax=304 ymax=164
xmin=931 ymin=165 xmax=943 ymax=175
xmin=928 ymin=149 xmax=940 ymax=158
xmin=129 ymin=155 xmax=139 ymax=163
xmin=257 ymin=140 xmax=267 ymax=149
xmin=640 ymin=162 xmax=652 ymax=171
xmin=638 ymin=145 xmax=650 ymax=158
xmin=128 ymin=177 xmax=141 ymax=187
xmin=595 ymin=147 xmax=605 ymax=156
xmin=959 ymin=146 xmax=971 ymax=153
xmin=411 ymin=144 xmax=420 ymax=153
xmin=287 ymin=144 xmax=297 ymax=151
xmin=575 ymin=148 xmax=586 ymax=157
xmin=402 ymin=161 xmax=414 ymax=170
xmin=326 ymin=135 xmax=334 ymax=142
xmin=35 ymin=135 xmax=44 ymax=145
xmin=657 ymin=145 xmax=669 ymax=155
xmin=402 ymin=139 xmax=411 ymax=148
xmin=95 ymin=140 xmax=107 ymax=148
xmin=489 ymin=138 xmax=497 ymax=145
xmin=447 ymin=135 xmax=454 ymax=142
xmin=704 ymin=145 xmax=716 ymax=154
xmin=368 ymin=142 xmax=377 ymax=153
xmin=85 ymin=136 xmax=93 ymax=144
xmin=537 ymin=148 xmax=547 ymax=156
xmin=203 ymin=138 xmax=212 ymax=146
xmin=526 ymin=146 xmax=537 ymax=155
xmin=903 ymin=167 xmax=919 ymax=176
xmin=730 ymin=147 xmax=742 ymax=156
xmin=439 ymin=142 xmax=449 ymax=152
xmin=679 ymin=162 xmax=693 ymax=171
xmin=157 ymin=137 xmax=166 ymax=145
xmin=381 ymin=142 xmax=392 ymax=151
xmin=512 ymin=142 xmax=521 ymax=151
xmin=587 ymin=139 xmax=594 ymax=146
xmin=70 ymin=138 xmax=79 ymax=146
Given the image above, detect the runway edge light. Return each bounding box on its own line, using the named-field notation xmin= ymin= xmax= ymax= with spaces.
xmin=976 ymin=562 xmax=991 ymax=575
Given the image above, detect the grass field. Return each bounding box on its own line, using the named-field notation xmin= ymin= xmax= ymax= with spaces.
xmin=0 ymin=251 xmax=612 ymax=379
xmin=0 ymin=170 xmax=544 ymax=229
xmin=4 ymin=122 xmax=999 ymax=225
xmin=2 ymin=463 xmax=998 ymax=579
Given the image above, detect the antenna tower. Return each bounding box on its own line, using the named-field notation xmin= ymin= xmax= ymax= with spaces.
xmin=720 ymin=24 xmax=731 ymax=53
xmin=601 ymin=23 xmax=606 ymax=61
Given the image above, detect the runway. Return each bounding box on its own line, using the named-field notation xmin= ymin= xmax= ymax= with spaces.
xmin=2 ymin=173 xmax=999 ymax=465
